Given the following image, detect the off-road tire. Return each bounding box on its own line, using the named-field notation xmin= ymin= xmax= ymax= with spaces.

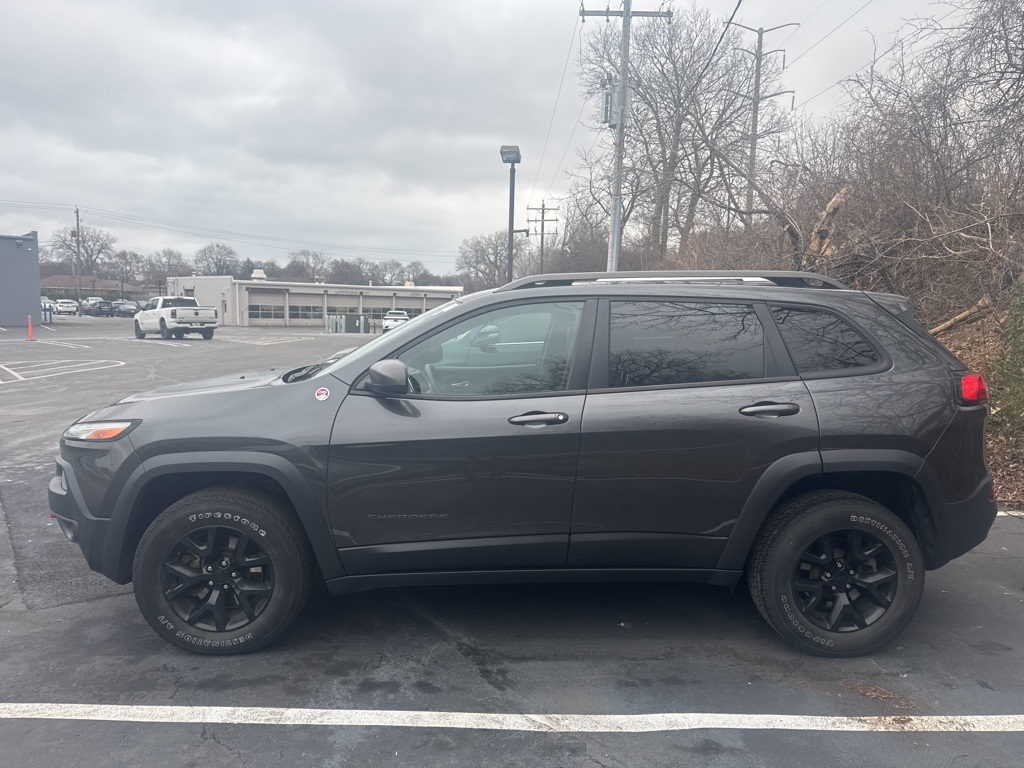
xmin=133 ymin=487 xmax=312 ymax=655
xmin=748 ymin=491 xmax=925 ymax=657
xmin=134 ymin=321 xmax=145 ymax=339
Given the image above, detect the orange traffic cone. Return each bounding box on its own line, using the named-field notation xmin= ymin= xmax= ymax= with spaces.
xmin=27 ymin=315 xmax=35 ymax=341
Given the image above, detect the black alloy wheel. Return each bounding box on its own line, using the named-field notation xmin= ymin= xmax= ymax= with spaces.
xmin=790 ymin=529 xmax=898 ymax=633
xmin=133 ymin=487 xmax=311 ymax=654
xmin=161 ymin=525 xmax=275 ymax=633
xmin=748 ymin=491 xmax=925 ymax=656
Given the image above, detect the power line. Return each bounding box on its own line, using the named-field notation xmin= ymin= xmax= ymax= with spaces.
xmin=527 ymin=16 xmax=581 ymax=209
xmin=788 ymin=0 xmax=876 ymax=68
xmin=684 ymin=0 xmax=745 ymax=104
xmin=779 ymin=0 xmax=831 ymax=46
xmin=2 ymin=199 xmax=459 ymax=264
xmin=794 ymin=6 xmax=961 ymax=109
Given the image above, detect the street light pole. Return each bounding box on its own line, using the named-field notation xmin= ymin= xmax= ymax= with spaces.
xmin=500 ymin=145 xmax=521 ymax=284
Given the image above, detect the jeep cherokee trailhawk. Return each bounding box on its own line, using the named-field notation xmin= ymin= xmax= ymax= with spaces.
xmin=48 ymin=271 xmax=996 ymax=655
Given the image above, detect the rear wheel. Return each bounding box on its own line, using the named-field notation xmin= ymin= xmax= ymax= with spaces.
xmin=133 ymin=487 xmax=312 ymax=654
xmin=748 ymin=491 xmax=925 ymax=657
xmin=201 ymin=328 xmax=214 ymax=340
xmin=134 ymin=321 xmax=145 ymax=339
xmin=173 ymin=330 xmax=185 ymax=339
xmin=160 ymin=321 xmax=172 ymax=340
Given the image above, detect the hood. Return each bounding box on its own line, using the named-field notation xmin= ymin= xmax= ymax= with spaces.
xmin=118 ymin=368 xmax=284 ymax=403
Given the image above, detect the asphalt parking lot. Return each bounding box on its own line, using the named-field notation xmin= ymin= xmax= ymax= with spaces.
xmin=1 ymin=315 xmax=1023 ymax=767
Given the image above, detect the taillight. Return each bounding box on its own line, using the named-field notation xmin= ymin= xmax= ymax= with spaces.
xmin=171 ymin=309 xmax=177 ymax=318
xmin=960 ymin=374 xmax=988 ymax=403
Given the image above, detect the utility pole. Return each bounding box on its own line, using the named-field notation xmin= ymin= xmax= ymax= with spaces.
xmin=728 ymin=22 xmax=797 ymax=231
xmin=73 ymin=206 xmax=83 ymax=306
xmin=527 ymin=201 xmax=559 ymax=274
xmin=581 ymin=1 xmax=671 ymax=272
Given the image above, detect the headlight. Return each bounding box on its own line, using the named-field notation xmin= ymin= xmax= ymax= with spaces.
xmin=63 ymin=421 xmax=137 ymax=441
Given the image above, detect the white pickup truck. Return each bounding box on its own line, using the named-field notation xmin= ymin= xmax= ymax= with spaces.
xmin=133 ymin=296 xmax=219 ymax=340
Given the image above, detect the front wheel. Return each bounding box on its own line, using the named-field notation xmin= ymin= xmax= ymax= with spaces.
xmin=132 ymin=487 xmax=312 ymax=654
xmin=134 ymin=321 xmax=146 ymax=339
xmin=748 ymin=491 xmax=925 ymax=657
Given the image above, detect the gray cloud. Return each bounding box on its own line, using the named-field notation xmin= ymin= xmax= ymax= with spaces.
xmin=2 ymin=0 xmax=940 ymax=271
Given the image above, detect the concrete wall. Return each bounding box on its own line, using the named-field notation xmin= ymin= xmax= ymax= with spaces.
xmin=0 ymin=232 xmax=40 ymax=327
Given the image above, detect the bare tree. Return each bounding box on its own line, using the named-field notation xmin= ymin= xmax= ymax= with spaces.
xmin=48 ymin=225 xmax=117 ymax=277
xmin=193 ymin=242 xmax=241 ymax=276
xmin=106 ymin=250 xmax=143 ymax=295
xmin=283 ymin=249 xmax=332 ymax=282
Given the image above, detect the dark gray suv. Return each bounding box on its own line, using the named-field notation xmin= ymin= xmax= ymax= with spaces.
xmin=48 ymin=271 xmax=996 ymax=656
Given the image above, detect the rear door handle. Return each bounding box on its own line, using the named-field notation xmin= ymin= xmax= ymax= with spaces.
xmin=739 ymin=402 xmax=800 ymax=418
xmin=508 ymin=412 xmax=569 ymax=426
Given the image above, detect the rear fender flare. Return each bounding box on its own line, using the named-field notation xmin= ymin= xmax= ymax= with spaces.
xmin=716 ymin=449 xmax=943 ymax=571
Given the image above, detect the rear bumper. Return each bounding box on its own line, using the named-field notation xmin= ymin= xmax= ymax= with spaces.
xmin=930 ymin=476 xmax=998 ymax=568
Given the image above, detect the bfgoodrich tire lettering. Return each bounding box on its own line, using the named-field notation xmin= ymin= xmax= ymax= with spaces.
xmin=748 ymin=491 xmax=925 ymax=657
xmin=132 ymin=487 xmax=311 ymax=655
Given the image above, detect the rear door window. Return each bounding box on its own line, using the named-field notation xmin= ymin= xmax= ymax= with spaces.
xmin=607 ymin=301 xmax=764 ymax=387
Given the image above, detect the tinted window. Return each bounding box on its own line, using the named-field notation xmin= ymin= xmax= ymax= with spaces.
xmin=608 ymin=302 xmax=764 ymax=387
xmin=771 ymin=306 xmax=879 ymax=373
xmin=398 ymin=301 xmax=584 ymax=397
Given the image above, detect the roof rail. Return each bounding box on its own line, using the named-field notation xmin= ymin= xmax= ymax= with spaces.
xmin=496 ymin=270 xmax=848 ymax=292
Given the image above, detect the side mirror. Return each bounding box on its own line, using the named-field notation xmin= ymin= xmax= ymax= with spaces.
xmin=366 ymin=359 xmax=410 ymax=397
xmin=472 ymin=325 xmax=500 ymax=349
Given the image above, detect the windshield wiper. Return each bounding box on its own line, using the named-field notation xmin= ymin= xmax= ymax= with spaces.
xmin=283 ymin=362 xmax=324 ymax=383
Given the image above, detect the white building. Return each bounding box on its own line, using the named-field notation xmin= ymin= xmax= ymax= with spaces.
xmin=165 ymin=274 xmax=464 ymax=328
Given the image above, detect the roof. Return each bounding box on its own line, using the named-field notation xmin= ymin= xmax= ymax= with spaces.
xmin=41 ymin=274 xmax=143 ymax=292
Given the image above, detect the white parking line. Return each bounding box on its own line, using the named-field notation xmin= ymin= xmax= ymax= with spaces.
xmin=0 ymin=360 xmax=125 ymax=382
xmin=997 ymin=510 xmax=1023 ymax=517
xmin=145 ymin=340 xmax=191 ymax=347
xmin=0 ymin=364 xmax=25 ymax=381
xmin=1 ymin=704 xmax=1023 ymax=733
xmin=36 ymin=340 xmax=91 ymax=349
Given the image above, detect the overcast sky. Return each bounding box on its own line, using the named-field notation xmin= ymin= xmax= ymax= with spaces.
xmin=1 ymin=0 xmax=947 ymax=274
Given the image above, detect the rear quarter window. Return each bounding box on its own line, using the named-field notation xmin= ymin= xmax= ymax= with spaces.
xmin=770 ymin=305 xmax=879 ymax=374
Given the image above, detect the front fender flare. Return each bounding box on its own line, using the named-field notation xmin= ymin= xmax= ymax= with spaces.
xmin=102 ymin=451 xmax=343 ymax=583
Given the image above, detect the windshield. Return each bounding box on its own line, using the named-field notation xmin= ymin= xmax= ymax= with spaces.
xmin=320 ymin=300 xmax=462 ymax=377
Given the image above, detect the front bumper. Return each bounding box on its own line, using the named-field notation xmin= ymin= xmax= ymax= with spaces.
xmin=48 ymin=460 xmax=114 ymax=579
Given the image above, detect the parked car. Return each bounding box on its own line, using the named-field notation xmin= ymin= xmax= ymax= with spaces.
xmin=54 ymin=299 xmax=79 ymax=315
xmin=81 ymin=298 xmax=114 ymax=317
xmin=381 ymin=309 xmax=410 ymax=331
xmin=112 ymin=300 xmax=143 ymax=318
xmin=48 ymin=271 xmax=996 ymax=656
xmin=133 ymin=296 xmax=218 ymax=339
xmin=40 ymin=296 xmax=55 ymax=313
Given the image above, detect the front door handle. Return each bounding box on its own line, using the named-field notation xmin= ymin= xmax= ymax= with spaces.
xmin=739 ymin=402 xmax=800 ymax=418
xmin=508 ymin=412 xmax=569 ymax=426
